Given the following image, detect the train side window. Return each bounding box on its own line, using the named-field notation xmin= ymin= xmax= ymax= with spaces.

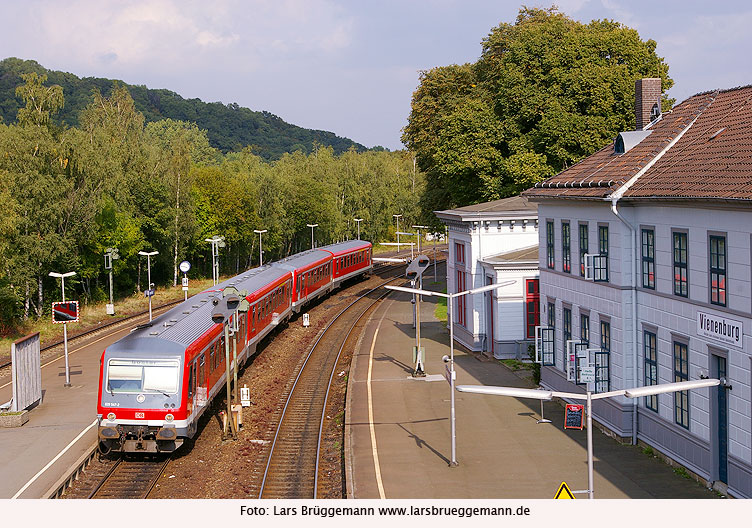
xmin=188 ymin=363 xmax=195 ymax=397
xmin=198 ymin=355 xmax=205 ymax=387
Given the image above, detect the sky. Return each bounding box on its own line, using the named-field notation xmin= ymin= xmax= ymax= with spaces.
xmin=2 ymin=1 xmax=751 ymax=151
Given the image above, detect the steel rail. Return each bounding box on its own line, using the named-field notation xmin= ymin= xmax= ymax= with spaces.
xmin=313 ymin=284 xmax=393 ymax=497
xmin=258 ymin=273 xmax=403 ymax=498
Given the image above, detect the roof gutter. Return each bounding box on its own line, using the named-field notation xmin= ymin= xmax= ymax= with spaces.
xmin=606 ymin=111 xmax=702 ymax=445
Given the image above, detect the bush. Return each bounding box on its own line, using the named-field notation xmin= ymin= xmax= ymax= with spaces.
xmin=528 ymin=344 xmax=541 ymax=385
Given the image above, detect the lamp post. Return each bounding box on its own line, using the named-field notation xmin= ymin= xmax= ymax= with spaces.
xmin=254 ymin=229 xmax=267 ymax=266
xmin=49 ymin=271 xmax=76 ymax=387
xmin=412 ymin=225 xmax=428 ymax=254
xmin=205 ymin=235 xmax=225 ymax=285
xmin=353 ymin=218 xmax=363 ymax=240
xmin=456 ymin=378 xmax=721 ymax=499
xmin=138 ymin=250 xmax=158 ymax=322
xmin=393 ymin=214 xmax=402 ymax=252
xmin=307 ymin=223 xmax=318 ymax=249
xmin=386 ymin=280 xmax=514 ymax=467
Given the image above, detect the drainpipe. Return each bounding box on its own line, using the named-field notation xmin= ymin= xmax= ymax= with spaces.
xmin=610 ymin=198 xmax=639 ymax=445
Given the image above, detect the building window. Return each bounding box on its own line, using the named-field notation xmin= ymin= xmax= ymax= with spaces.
xmin=641 ymin=229 xmax=655 ymax=289
xmin=579 ymin=224 xmax=589 ymax=277
xmin=580 ymin=313 xmax=590 ymax=346
xmin=563 ymin=307 xmax=572 ymax=344
xmin=456 ymin=271 xmax=466 ymax=327
xmin=455 ymin=242 xmax=465 ymax=265
xmin=710 ymin=235 xmax=727 ymax=306
xmin=595 ymin=320 xmax=610 ymax=393
xmin=562 ymin=222 xmax=571 ymax=273
xmin=673 ymin=232 xmax=688 ymax=297
xmin=674 ymin=341 xmax=689 ymax=429
xmin=546 ymin=221 xmax=555 ymax=269
xmin=644 ymin=331 xmax=658 ymax=412
xmin=525 ymin=279 xmax=540 ymax=339
xmin=546 ymin=302 xmax=556 ymax=366
xmin=596 ymin=225 xmax=609 ymax=282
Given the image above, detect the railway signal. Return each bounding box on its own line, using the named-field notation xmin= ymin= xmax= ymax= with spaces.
xmin=104 ymin=247 xmax=119 ymax=315
xmin=406 ymin=256 xmax=430 ymax=377
xmin=138 ymin=250 xmax=158 ymax=322
xmin=49 ymin=271 xmax=76 ymax=387
xmin=211 ymin=289 xmax=243 ymax=439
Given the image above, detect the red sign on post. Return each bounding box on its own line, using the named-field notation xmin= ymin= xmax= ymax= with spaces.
xmin=564 ymin=404 xmax=585 ymax=430
xmin=52 ymin=301 xmax=79 ymax=324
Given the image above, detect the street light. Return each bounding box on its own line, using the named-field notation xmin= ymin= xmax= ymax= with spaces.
xmin=254 ymin=229 xmax=267 ymax=266
xmin=205 ymin=235 xmax=225 ymax=285
xmin=138 ymin=250 xmax=158 ymax=322
xmin=412 ymin=225 xmax=428 ymax=253
xmin=457 ymin=378 xmax=721 ymax=499
xmin=393 ymin=214 xmax=402 ymax=252
xmin=49 ymin=271 xmax=76 ymax=387
xmin=307 ymin=224 xmax=318 ymax=249
xmin=385 ymin=279 xmax=515 ymax=467
xmin=353 ymin=218 xmax=363 ymax=240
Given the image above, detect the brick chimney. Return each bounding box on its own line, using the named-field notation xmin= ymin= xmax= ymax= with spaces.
xmin=635 ymin=78 xmax=662 ymax=130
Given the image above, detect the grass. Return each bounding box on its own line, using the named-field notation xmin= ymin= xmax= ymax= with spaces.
xmin=434 ymin=289 xmax=447 ymax=324
xmin=0 ymin=277 xmax=216 ymax=359
xmin=0 ymin=411 xmax=23 ymax=416
xmin=500 ymin=359 xmax=529 ymax=371
xmin=673 ymin=466 xmax=691 ymax=479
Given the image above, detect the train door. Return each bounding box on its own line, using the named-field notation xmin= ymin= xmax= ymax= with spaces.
xmin=187 ymin=360 xmax=196 ymax=416
xmin=196 ymin=353 xmax=207 ymax=408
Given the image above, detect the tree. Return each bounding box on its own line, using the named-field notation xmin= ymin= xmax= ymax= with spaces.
xmin=403 ymin=6 xmax=673 ymax=210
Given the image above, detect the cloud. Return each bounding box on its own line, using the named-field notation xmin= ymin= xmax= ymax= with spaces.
xmin=26 ymin=0 xmax=354 ymax=74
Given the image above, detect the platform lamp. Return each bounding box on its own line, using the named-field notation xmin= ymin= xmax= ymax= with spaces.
xmin=353 ymin=218 xmax=363 ymax=240
xmin=138 ymin=250 xmax=158 ymax=322
xmin=393 ymin=214 xmax=402 ymax=252
xmin=254 ymin=229 xmax=267 ymax=266
xmin=205 ymin=235 xmax=225 ymax=285
xmin=457 ymin=378 xmax=721 ymax=499
xmin=49 ymin=271 xmax=76 ymax=387
xmin=307 ymin=223 xmax=318 ymax=249
xmin=412 ymin=225 xmax=428 ymax=254
xmin=386 ymin=279 xmax=514 ymax=467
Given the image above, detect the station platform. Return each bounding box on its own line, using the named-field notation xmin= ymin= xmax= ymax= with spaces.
xmin=0 ymin=323 xmax=136 ymax=499
xmin=345 ymin=279 xmax=719 ymax=499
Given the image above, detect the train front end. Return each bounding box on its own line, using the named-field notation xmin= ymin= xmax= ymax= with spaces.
xmin=97 ymin=336 xmax=188 ymax=454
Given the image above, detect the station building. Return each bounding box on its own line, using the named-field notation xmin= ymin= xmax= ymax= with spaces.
xmin=523 ymin=79 xmax=752 ymax=497
xmin=435 ymin=196 xmax=539 ymax=359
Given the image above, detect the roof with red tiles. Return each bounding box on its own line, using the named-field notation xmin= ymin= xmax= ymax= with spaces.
xmin=522 ymin=85 xmax=752 ymax=202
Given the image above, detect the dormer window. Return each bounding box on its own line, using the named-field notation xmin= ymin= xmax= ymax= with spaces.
xmin=650 ymin=103 xmax=661 ymax=122
xmin=614 ymin=130 xmax=653 ymax=154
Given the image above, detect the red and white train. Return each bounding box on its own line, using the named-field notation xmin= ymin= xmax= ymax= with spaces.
xmin=97 ymin=240 xmax=372 ymax=453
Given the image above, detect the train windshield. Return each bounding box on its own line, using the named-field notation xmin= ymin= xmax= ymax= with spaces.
xmin=106 ymin=358 xmax=180 ymax=394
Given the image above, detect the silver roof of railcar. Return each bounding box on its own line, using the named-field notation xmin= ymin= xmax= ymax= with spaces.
xmin=273 ymin=249 xmax=332 ymax=272
xmin=108 ymin=265 xmax=291 ymax=352
xmin=320 ymin=240 xmax=372 ymax=254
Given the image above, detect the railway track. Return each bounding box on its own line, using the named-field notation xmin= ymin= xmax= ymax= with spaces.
xmin=257 ymin=274 xmax=401 ymax=499
xmin=86 ymin=456 xmax=170 ymax=499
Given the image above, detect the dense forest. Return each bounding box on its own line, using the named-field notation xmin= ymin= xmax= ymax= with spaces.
xmin=0 ymin=57 xmax=366 ymax=160
xmin=0 ymin=74 xmax=423 ymax=332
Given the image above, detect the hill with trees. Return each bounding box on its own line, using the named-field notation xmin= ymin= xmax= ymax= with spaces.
xmin=0 ymin=57 xmax=366 ymax=160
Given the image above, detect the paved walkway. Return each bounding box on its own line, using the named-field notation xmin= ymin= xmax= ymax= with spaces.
xmin=0 ymin=324 xmax=135 ymax=498
xmin=345 ymin=279 xmax=719 ymax=499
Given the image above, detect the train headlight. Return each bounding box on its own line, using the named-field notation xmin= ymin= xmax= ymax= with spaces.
xmin=107 ymin=412 xmax=116 ymax=421
xmin=165 ymin=414 xmax=174 ymax=422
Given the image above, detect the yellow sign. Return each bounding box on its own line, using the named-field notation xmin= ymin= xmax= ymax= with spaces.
xmin=554 ymin=481 xmax=575 ymax=499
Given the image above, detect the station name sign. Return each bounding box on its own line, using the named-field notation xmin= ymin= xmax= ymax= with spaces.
xmin=697 ymin=311 xmax=743 ymax=348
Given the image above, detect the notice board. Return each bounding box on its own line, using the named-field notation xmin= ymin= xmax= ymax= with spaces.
xmin=564 ymin=404 xmax=584 ymax=430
